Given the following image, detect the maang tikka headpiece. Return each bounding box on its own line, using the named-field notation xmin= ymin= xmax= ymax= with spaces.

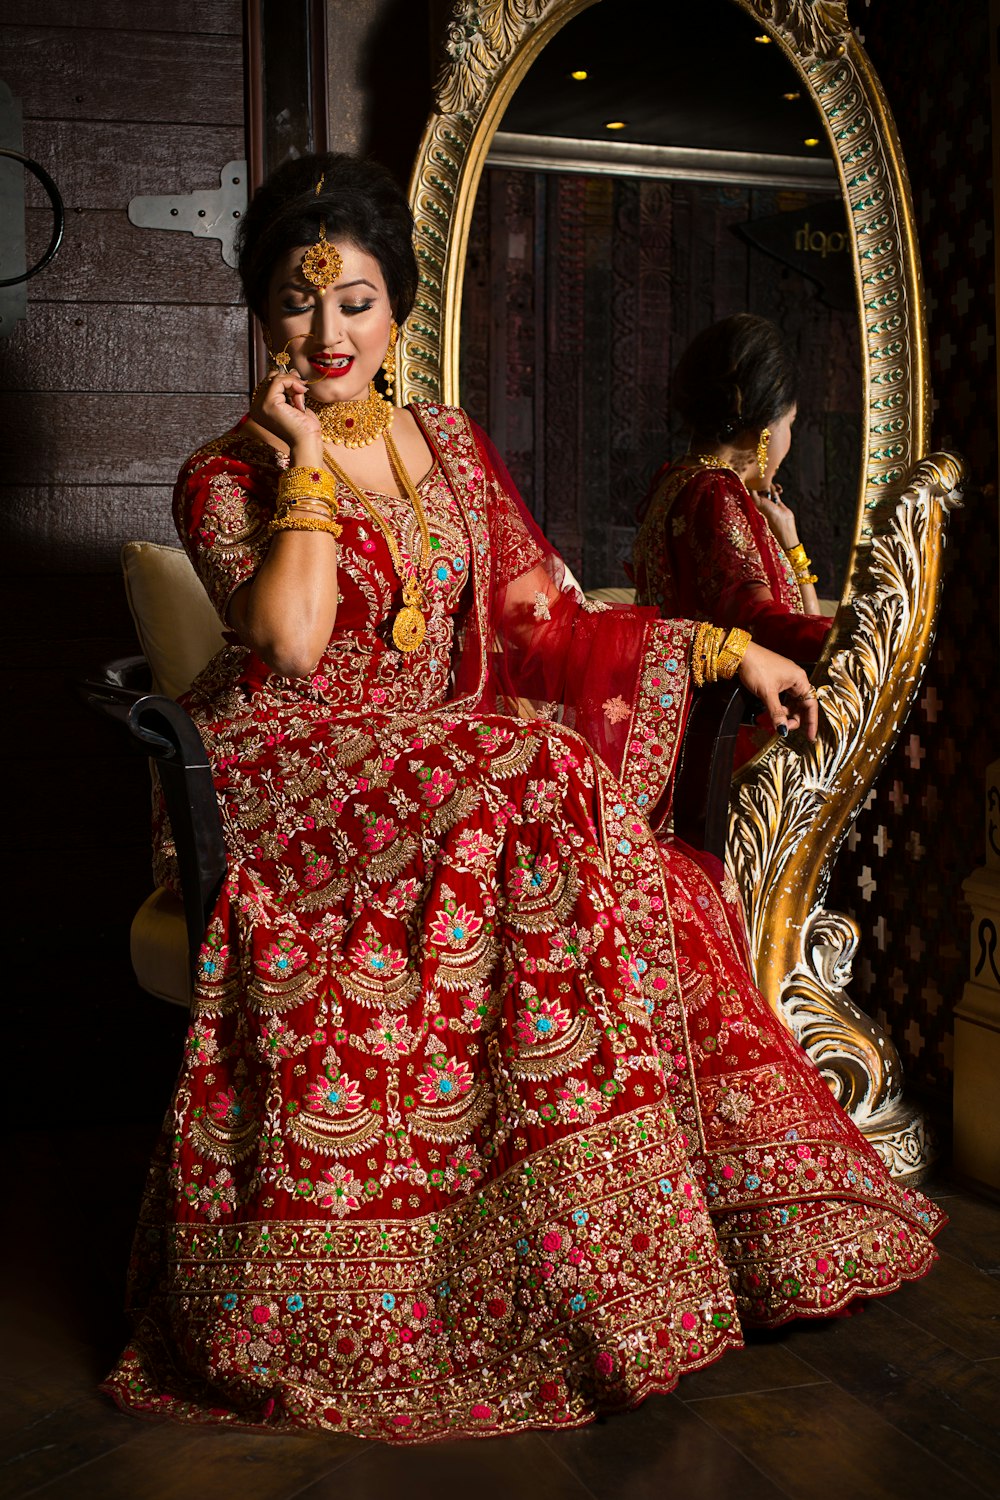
xmin=300 ymin=173 xmax=343 ymax=296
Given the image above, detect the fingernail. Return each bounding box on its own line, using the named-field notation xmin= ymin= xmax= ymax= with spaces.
xmin=776 ymin=723 xmax=788 ymax=738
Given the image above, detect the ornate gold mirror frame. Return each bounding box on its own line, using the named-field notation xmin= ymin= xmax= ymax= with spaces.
xmin=401 ymin=0 xmax=964 ymax=1182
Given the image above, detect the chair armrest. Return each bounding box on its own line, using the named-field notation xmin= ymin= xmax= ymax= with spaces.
xmin=673 ymin=680 xmax=753 ymax=863
xmin=76 ymin=659 xmax=226 ymax=960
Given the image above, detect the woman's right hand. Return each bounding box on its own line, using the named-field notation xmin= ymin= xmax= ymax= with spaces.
xmin=753 ymin=481 xmax=800 ymax=552
xmin=249 ymin=372 xmax=325 ymax=466
xmin=737 ymin=641 xmax=818 ymax=740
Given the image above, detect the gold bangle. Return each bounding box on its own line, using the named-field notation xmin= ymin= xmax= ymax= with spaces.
xmin=280 ymin=464 xmax=337 ymax=493
xmin=716 ymin=627 xmax=751 ymax=679
xmin=276 ymin=499 xmax=337 ymax=520
xmin=690 ymin=621 xmax=711 ymax=688
xmin=278 ymin=467 xmax=339 ymax=508
xmin=709 ymin=625 xmax=726 ymax=683
xmin=268 ymin=513 xmax=342 ymax=538
xmin=797 ymin=572 xmax=819 ymax=586
xmin=785 ymin=543 xmax=810 ymax=570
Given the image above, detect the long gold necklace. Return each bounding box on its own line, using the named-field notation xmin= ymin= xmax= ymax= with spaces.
xmin=308 ymin=382 xmax=395 ymax=449
xmin=323 ymin=427 xmax=433 ymax=652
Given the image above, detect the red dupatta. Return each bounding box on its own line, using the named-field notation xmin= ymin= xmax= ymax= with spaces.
xmin=410 ymin=405 xmax=698 ymax=831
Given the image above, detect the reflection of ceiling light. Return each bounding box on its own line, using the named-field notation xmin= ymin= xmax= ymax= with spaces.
xmin=570 ymin=69 xmax=588 ymax=80
xmin=783 ymin=91 xmax=800 ymax=101
xmin=754 ymin=33 xmax=771 ymax=43
xmin=803 ymin=137 xmax=820 ymax=147
xmin=604 ymin=120 xmax=627 ymax=130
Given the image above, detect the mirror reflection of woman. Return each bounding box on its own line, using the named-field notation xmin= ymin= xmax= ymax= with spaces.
xmin=633 ymin=315 xmax=834 ymax=664
xmin=101 ymin=156 xmax=942 ymax=1443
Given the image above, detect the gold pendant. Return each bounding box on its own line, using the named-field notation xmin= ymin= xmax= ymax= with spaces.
xmin=392 ymin=605 xmax=426 ymax=652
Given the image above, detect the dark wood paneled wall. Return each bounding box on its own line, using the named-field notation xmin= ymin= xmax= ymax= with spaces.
xmin=0 ymin=0 xmax=438 ymax=1126
xmin=0 ymin=2 xmax=249 ymax=1119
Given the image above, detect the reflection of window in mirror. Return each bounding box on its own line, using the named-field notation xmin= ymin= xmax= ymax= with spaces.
xmin=458 ymin=0 xmax=862 ymax=600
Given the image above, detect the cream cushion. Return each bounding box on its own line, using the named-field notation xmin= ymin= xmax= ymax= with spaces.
xmin=130 ymin=887 xmax=192 ymax=1008
xmin=585 ymin=586 xmax=637 ymax=605
xmin=121 ymin=540 xmax=227 ymax=699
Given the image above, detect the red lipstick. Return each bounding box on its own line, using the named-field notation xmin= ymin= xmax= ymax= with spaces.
xmin=309 ymin=354 xmax=354 ymax=378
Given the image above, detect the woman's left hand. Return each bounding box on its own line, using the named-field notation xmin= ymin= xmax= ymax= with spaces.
xmin=737 ymin=642 xmax=818 ymax=740
xmin=753 ymin=481 xmax=800 ymax=552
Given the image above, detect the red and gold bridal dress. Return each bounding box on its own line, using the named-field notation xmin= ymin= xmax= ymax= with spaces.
xmin=102 ymin=404 xmax=943 ymax=1443
xmin=632 ymin=462 xmax=832 ymax=661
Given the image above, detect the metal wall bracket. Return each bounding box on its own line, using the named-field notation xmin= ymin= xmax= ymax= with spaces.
xmin=127 ymin=160 xmax=248 ymax=268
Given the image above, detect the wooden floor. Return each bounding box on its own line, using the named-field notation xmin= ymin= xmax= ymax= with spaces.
xmin=3 ymin=1125 xmax=998 ymax=1500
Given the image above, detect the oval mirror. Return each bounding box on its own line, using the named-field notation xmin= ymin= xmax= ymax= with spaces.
xmin=402 ymin=0 xmax=962 ymax=1184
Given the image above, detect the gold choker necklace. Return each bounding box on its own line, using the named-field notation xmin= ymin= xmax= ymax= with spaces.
xmin=690 ymin=453 xmax=739 ymax=473
xmin=308 ymin=383 xmax=395 ymax=449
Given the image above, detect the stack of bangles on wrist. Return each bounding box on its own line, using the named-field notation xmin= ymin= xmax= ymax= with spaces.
xmin=690 ymin=623 xmax=752 ymax=687
xmin=268 ymin=465 xmax=342 ymax=538
xmin=785 ymin=542 xmax=818 ymax=586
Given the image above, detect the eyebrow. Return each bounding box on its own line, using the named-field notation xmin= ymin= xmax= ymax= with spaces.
xmin=278 ymin=277 xmax=378 ymax=294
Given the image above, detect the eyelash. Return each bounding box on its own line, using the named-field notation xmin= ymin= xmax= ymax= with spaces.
xmin=281 ymin=299 xmax=375 ymax=316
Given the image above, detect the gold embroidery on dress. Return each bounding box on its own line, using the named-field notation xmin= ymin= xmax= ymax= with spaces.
xmin=511 ymin=1013 xmax=600 ymax=1081
xmin=287 ymin=1108 xmax=382 ymax=1156
xmin=488 ymin=735 xmax=538 ymax=780
xmin=409 ymin=1076 xmax=493 ymax=1144
xmin=191 ymin=1112 xmax=260 ymax=1164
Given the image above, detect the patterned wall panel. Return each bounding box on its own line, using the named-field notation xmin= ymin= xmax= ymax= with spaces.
xmin=827 ymin=0 xmax=999 ymax=1126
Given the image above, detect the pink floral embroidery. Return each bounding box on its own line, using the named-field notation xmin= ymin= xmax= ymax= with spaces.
xmin=516 ymin=998 xmax=570 ymax=1045
xmin=260 ymin=939 xmax=308 ymax=979
xmin=556 ymin=1078 xmax=609 ymax=1124
xmin=363 ymin=814 xmax=398 ymax=852
xmin=419 ymin=766 xmax=456 ymax=805
xmin=317 ymin=1164 xmax=363 ymax=1216
xmin=429 ymin=903 xmax=483 ymax=949
xmin=304 ymin=1073 xmax=364 ymax=1116
xmin=416 ymin=1057 xmax=473 ymax=1104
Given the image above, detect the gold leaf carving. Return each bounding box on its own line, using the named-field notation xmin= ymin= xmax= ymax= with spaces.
xmin=436 ymin=0 xmax=558 ymax=114
xmin=744 ymin=0 xmax=852 ymax=59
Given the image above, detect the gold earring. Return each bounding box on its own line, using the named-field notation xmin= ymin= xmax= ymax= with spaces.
xmin=756 ymin=427 xmax=770 ymax=481
xmin=382 ymin=321 xmax=398 ymax=402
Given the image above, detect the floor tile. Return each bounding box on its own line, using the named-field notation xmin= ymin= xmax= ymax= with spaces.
xmin=688 ymin=1379 xmax=988 ymax=1500
xmin=538 ymin=1392 xmax=787 ymax=1500
xmin=888 ymin=1249 xmax=1000 ymax=1361
xmin=291 ymin=1430 xmax=596 ymax=1500
xmin=17 ymin=1422 xmax=360 ymax=1500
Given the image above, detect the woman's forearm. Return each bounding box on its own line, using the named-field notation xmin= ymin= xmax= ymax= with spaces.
xmin=797 ymin=579 xmax=821 ymax=614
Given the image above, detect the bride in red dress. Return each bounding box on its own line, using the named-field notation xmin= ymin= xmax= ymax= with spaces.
xmin=102 ymin=154 xmax=943 ymax=1443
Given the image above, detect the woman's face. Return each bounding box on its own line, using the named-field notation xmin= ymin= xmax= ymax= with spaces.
xmin=757 ymin=404 xmax=797 ymax=489
xmin=265 ymin=239 xmax=393 ymax=404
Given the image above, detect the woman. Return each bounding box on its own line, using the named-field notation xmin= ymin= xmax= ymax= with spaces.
xmin=102 ymin=156 xmax=942 ymax=1443
xmin=632 ymin=314 xmax=833 ymax=664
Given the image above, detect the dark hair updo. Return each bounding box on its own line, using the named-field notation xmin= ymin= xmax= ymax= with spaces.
xmin=235 ymin=152 xmax=418 ymax=323
xmin=672 ymin=313 xmax=798 ymax=444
